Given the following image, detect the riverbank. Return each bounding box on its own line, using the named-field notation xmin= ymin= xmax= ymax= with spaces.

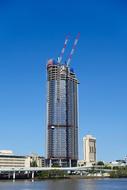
xmin=0 ymin=175 xmax=127 ymax=180
xmin=0 ymin=167 xmax=127 ymax=180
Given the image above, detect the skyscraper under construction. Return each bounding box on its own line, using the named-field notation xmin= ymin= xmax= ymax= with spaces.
xmin=46 ymin=34 xmax=79 ymax=167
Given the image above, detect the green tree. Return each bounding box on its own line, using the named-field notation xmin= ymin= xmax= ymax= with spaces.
xmin=30 ymin=160 xmax=38 ymax=167
xmin=37 ymin=170 xmax=67 ymax=179
xmin=110 ymin=167 xmax=127 ymax=178
xmin=97 ymin=161 xmax=104 ymax=166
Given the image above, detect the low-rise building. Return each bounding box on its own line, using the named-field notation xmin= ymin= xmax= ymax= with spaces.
xmin=77 ymin=160 xmax=86 ymax=167
xmin=0 ymin=150 xmax=45 ymax=168
xmin=28 ymin=153 xmax=45 ymax=167
xmin=110 ymin=160 xmax=126 ymax=167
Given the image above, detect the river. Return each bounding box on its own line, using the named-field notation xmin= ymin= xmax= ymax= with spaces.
xmin=0 ymin=178 xmax=127 ymax=190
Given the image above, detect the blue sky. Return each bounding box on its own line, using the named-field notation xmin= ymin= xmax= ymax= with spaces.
xmin=0 ymin=0 xmax=127 ymax=161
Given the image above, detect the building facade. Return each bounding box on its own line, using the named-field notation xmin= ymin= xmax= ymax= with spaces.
xmin=46 ymin=59 xmax=79 ymax=167
xmin=0 ymin=150 xmax=45 ymax=168
xmin=83 ymin=135 xmax=96 ymax=165
xmin=0 ymin=155 xmax=30 ymax=168
xmin=29 ymin=153 xmax=45 ymax=167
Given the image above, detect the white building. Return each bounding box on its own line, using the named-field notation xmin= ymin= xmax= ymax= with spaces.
xmin=0 ymin=150 xmax=45 ymax=168
xmin=0 ymin=150 xmax=13 ymax=155
xmin=83 ymin=135 xmax=96 ymax=165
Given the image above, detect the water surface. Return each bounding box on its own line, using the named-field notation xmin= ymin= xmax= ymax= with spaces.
xmin=0 ymin=178 xmax=127 ymax=190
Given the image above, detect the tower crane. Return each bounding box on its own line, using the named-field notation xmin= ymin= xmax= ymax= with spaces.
xmin=66 ymin=32 xmax=80 ymax=67
xmin=57 ymin=35 xmax=70 ymax=64
xmin=56 ymin=35 xmax=70 ymax=159
xmin=65 ymin=33 xmax=80 ymax=158
xmin=57 ymin=35 xmax=70 ymax=102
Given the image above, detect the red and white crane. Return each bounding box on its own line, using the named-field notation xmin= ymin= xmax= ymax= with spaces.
xmin=66 ymin=32 xmax=80 ymax=67
xmin=57 ymin=34 xmax=70 ymax=64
